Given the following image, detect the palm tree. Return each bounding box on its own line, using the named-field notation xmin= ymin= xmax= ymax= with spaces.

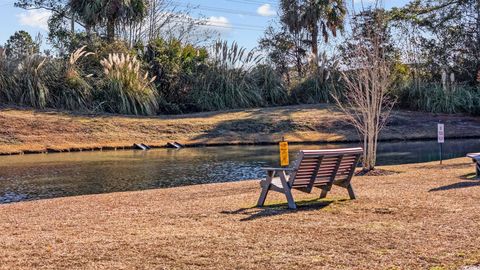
xmin=104 ymin=0 xmax=148 ymax=41
xmin=280 ymin=0 xmax=306 ymax=77
xmin=301 ymin=0 xmax=346 ymax=65
xmin=69 ymin=0 xmax=103 ymax=35
xmin=70 ymin=0 xmax=148 ymax=41
xmin=281 ymin=0 xmax=346 ymax=67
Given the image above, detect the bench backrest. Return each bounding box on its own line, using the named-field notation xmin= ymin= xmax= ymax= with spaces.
xmin=289 ymin=148 xmax=363 ymax=192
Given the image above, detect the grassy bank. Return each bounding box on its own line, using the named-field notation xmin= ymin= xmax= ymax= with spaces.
xmin=2 ymin=104 xmax=480 ymax=155
xmin=0 ymin=157 xmax=479 ymax=269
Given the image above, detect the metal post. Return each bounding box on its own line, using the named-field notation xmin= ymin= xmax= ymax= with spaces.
xmin=439 ymin=143 xmax=443 ymax=165
xmin=437 ymin=122 xmax=444 ymax=165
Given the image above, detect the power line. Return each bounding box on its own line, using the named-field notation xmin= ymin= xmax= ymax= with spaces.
xmin=161 ymin=15 xmax=266 ymax=29
xmin=186 ymin=0 xmax=278 ymax=6
xmin=171 ymin=1 xmax=275 ymax=17
xmin=163 ymin=17 xmax=266 ymax=31
xmin=224 ymin=0 xmax=278 ymax=6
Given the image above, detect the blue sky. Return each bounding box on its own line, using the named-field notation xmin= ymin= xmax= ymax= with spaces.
xmin=0 ymin=0 xmax=411 ymax=50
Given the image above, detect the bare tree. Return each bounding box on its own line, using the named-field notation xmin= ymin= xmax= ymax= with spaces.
xmin=333 ymin=0 xmax=395 ymax=172
xmin=118 ymin=0 xmax=217 ymax=47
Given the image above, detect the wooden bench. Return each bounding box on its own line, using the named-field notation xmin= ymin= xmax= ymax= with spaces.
xmin=466 ymin=153 xmax=480 ymax=178
xmin=257 ymin=147 xmax=363 ymax=209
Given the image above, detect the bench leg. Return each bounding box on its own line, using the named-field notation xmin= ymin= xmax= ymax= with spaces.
xmin=320 ymin=188 xmax=328 ymax=199
xmin=347 ymin=184 xmax=356 ymax=199
xmin=279 ymin=171 xmax=296 ymax=209
xmin=257 ymin=171 xmax=274 ymax=207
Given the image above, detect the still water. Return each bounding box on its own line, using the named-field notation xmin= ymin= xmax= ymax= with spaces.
xmin=0 ymin=139 xmax=479 ymax=203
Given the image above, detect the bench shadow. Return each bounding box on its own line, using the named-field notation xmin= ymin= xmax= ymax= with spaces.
xmin=414 ymin=162 xmax=472 ymax=170
xmin=429 ymin=173 xmax=480 ymax=192
xmin=221 ymin=198 xmax=348 ymax=221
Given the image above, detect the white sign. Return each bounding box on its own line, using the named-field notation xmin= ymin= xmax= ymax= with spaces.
xmin=438 ymin=123 xmax=445 ymax=143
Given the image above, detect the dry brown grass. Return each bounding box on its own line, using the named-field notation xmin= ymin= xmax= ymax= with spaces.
xmin=0 ymin=157 xmax=479 ymax=269
xmin=2 ymin=104 xmax=480 ymax=155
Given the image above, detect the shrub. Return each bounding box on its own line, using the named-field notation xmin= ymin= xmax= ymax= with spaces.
xmin=398 ymin=82 xmax=480 ymax=115
xmin=142 ymin=38 xmax=208 ymax=112
xmin=100 ymin=53 xmax=158 ymax=115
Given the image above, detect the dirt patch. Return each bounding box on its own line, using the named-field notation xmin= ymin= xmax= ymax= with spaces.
xmin=356 ymin=168 xmax=400 ymax=176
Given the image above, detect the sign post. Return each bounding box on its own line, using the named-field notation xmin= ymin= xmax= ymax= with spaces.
xmin=438 ymin=123 xmax=444 ymax=164
xmin=279 ymin=137 xmax=289 ymax=167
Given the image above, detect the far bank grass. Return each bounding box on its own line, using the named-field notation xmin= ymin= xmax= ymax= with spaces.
xmin=2 ymin=104 xmax=480 ymax=154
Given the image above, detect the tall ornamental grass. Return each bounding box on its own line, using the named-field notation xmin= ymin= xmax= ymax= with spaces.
xmin=250 ymin=64 xmax=288 ymax=106
xmin=290 ymin=76 xmax=334 ymax=103
xmin=399 ymin=82 xmax=480 ymax=115
xmin=290 ymin=53 xmax=341 ymax=104
xmin=57 ymin=46 xmax=94 ymax=110
xmin=190 ymin=41 xmax=262 ymax=111
xmin=100 ymin=53 xmax=158 ymax=115
xmin=0 ymin=50 xmax=16 ymax=103
xmin=15 ymin=55 xmax=51 ymax=109
xmin=42 ymin=46 xmax=96 ymax=111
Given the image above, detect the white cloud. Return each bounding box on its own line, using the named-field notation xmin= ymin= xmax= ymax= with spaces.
xmin=257 ymin=4 xmax=276 ymax=17
xmin=17 ymin=10 xmax=52 ymax=31
xmin=204 ymin=16 xmax=232 ymax=32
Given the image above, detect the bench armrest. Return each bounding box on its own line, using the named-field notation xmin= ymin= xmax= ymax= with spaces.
xmin=467 ymin=153 xmax=480 ymax=160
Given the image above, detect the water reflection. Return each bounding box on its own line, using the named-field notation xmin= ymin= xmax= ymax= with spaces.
xmin=0 ymin=139 xmax=479 ymax=203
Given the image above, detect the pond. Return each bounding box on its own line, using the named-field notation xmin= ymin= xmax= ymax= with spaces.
xmin=0 ymin=139 xmax=479 ymax=203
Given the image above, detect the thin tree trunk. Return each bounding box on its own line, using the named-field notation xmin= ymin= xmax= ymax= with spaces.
xmin=363 ymin=131 xmax=369 ymax=171
xmin=296 ymin=48 xmax=302 ymax=77
xmin=294 ymin=32 xmax=303 ymax=77
xmin=285 ymin=64 xmax=291 ymax=86
xmin=70 ymin=10 xmax=75 ymax=35
xmin=86 ymin=25 xmax=92 ymax=38
xmin=311 ymin=24 xmax=319 ymax=68
xmin=107 ymin=19 xmax=116 ymax=41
